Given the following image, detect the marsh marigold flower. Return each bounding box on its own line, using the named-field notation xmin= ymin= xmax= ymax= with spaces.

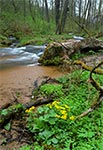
xmin=60 ymin=110 xmax=67 ymax=115
xmin=25 ymin=106 xmax=35 ymax=113
xmin=61 ymin=114 xmax=67 ymax=120
xmin=70 ymin=116 xmax=75 ymax=121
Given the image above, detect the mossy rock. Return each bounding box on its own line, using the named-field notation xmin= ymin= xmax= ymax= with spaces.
xmin=38 ymin=42 xmax=64 ymax=65
xmin=0 ymin=35 xmax=12 ymax=47
xmin=0 ymin=39 xmax=12 ymax=47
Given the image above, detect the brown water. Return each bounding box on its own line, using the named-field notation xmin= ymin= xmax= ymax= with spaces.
xmin=0 ymin=65 xmax=67 ymax=108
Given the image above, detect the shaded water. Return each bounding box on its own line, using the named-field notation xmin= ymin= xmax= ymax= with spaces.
xmin=0 ymin=45 xmax=66 ymax=107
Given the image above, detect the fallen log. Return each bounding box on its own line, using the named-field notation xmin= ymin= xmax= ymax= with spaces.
xmin=0 ymin=98 xmax=53 ymax=128
xmin=38 ymin=38 xmax=103 ymax=65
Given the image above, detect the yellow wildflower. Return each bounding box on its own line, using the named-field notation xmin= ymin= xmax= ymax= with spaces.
xmin=60 ymin=110 xmax=67 ymax=115
xmin=25 ymin=106 xmax=35 ymax=113
xmin=61 ymin=114 xmax=67 ymax=120
xmin=29 ymin=106 xmax=35 ymax=111
xmin=70 ymin=116 xmax=75 ymax=121
xmin=54 ymin=104 xmax=62 ymax=109
xmin=55 ymin=114 xmax=67 ymax=120
xmin=55 ymin=114 xmax=61 ymax=118
xmin=25 ymin=109 xmax=29 ymax=113
xmin=52 ymin=101 xmax=59 ymax=106
xmin=59 ymin=106 xmax=65 ymax=110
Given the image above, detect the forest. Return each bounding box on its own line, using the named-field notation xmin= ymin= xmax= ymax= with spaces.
xmin=0 ymin=0 xmax=103 ymax=45
xmin=0 ymin=0 xmax=103 ymax=150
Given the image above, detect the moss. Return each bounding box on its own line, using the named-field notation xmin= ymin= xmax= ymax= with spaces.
xmin=39 ymin=56 xmax=61 ymax=66
xmin=74 ymin=60 xmax=103 ymax=74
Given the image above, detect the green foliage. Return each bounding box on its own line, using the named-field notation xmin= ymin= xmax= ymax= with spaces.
xmin=42 ymin=56 xmax=61 ymax=65
xmin=19 ymin=145 xmax=33 ymax=150
xmin=21 ymin=70 xmax=103 ymax=150
xmin=71 ymin=53 xmax=85 ymax=60
xmin=0 ymin=109 xmax=8 ymax=116
xmin=40 ymin=84 xmax=64 ymax=98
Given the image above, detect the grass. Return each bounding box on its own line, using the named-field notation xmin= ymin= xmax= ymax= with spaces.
xmin=19 ymin=33 xmax=74 ymax=46
xmin=19 ymin=70 xmax=103 ymax=150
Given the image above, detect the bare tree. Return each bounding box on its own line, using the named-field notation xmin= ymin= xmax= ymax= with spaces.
xmin=23 ymin=0 xmax=26 ymax=22
xmin=56 ymin=0 xmax=69 ymax=34
xmin=11 ymin=0 xmax=18 ymax=13
xmin=55 ymin=0 xmax=60 ymax=28
xmin=44 ymin=0 xmax=49 ymax=22
xmin=29 ymin=0 xmax=36 ymax=22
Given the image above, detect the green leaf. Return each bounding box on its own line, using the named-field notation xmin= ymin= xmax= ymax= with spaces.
xmin=47 ymin=140 xmax=52 ymax=145
xmin=1 ymin=109 xmax=8 ymax=115
xmin=39 ymin=130 xmax=53 ymax=140
xmin=48 ymin=118 xmax=57 ymax=125
xmin=51 ymin=138 xmax=58 ymax=144
xmin=37 ymin=107 xmax=44 ymax=114
xmin=86 ymin=131 xmax=95 ymax=138
xmin=4 ymin=122 xmax=11 ymax=131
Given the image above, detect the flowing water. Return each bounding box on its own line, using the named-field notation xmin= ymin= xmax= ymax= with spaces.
xmin=0 ymin=45 xmax=66 ymax=107
xmin=0 ymin=45 xmax=46 ymax=69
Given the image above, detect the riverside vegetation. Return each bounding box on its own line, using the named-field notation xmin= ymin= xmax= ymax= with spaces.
xmin=18 ymin=70 xmax=103 ymax=150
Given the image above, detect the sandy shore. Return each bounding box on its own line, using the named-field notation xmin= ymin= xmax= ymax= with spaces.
xmin=0 ymin=65 xmax=66 ymax=108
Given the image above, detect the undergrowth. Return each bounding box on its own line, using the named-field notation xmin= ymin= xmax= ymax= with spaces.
xmin=20 ymin=70 xmax=103 ymax=150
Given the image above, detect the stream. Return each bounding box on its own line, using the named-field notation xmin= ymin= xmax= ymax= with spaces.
xmin=0 ymin=45 xmax=66 ymax=107
xmin=0 ymin=45 xmax=46 ymax=69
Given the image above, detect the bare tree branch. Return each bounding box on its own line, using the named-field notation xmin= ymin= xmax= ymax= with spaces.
xmin=77 ymin=61 xmax=103 ymax=119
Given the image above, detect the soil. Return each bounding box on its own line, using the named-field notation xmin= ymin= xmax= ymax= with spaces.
xmin=0 ymin=65 xmax=67 ymax=107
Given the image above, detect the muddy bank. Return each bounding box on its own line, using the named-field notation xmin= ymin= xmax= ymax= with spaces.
xmin=0 ymin=65 xmax=67 ymax=108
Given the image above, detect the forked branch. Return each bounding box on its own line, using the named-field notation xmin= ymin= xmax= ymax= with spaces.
xmin=77 ymin=61 xmax=103 ymax=119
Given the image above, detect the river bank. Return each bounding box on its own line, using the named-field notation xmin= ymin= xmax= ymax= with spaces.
xmin=0 ymin=65 xmax=67 ymax=108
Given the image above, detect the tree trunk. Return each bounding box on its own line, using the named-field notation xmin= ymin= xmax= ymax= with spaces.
xmin=44 ymin=0 xmax=49 ymax=22
xmin=56 ymin=0 xmax=69 ymax=34
xmin=11 ymin=0 xmax=18 ymax=13
xmin=55 ymin=0 xmax=60 ymax=28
